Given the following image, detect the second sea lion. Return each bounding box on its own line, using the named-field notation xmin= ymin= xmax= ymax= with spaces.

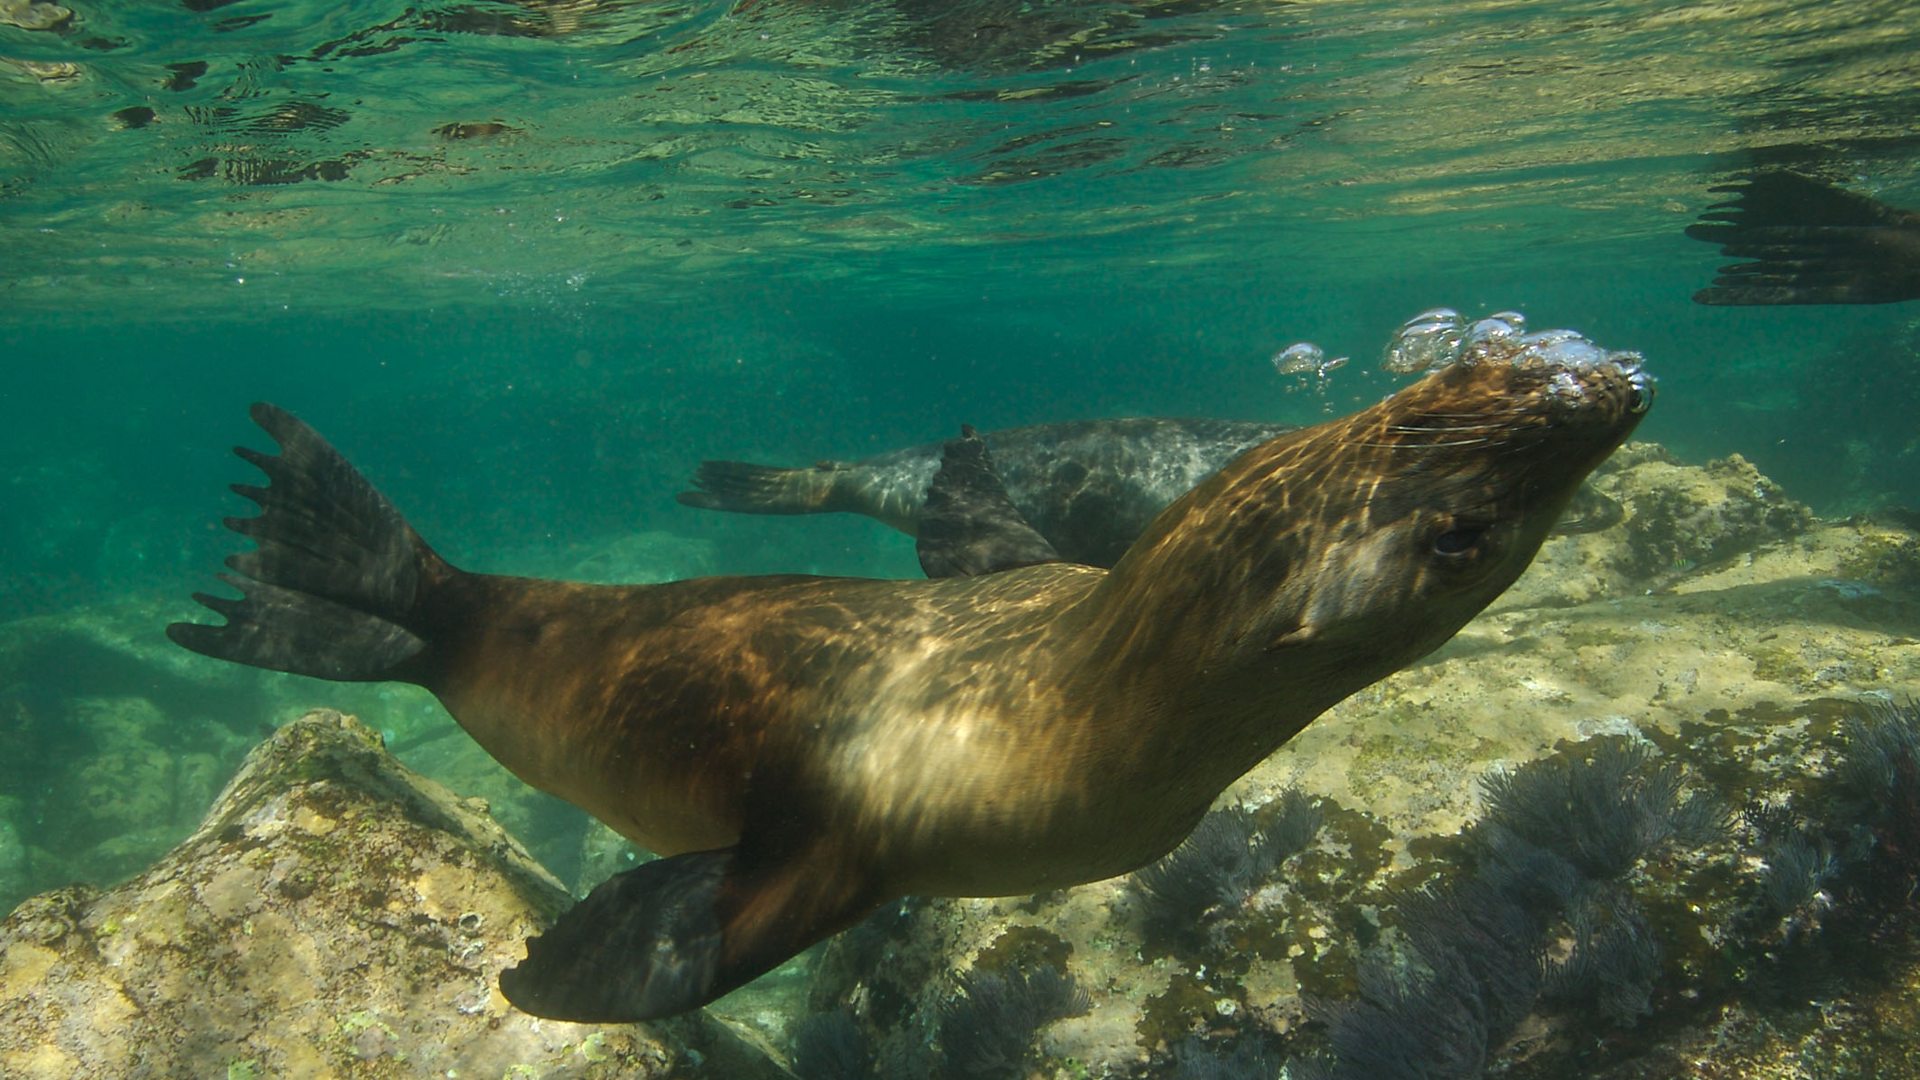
xmin=167 ymin=326 xmax=1651 ymax=1022
xmin=680 ymin=416 xmax=1290 ymax=569
xmin=678 ymin=415 xmax=1627 ymax=575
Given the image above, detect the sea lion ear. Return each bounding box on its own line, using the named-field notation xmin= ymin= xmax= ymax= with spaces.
xmin=500 ymin=844 xmax=879 ymax=1022
xmin=917 ymin=424 xmax=1063 ymax=578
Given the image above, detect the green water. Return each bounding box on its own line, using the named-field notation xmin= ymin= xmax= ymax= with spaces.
xmin=4 ymin=0 xmax=1918 ymax=622
xmin=2 ymin=0 xmax=1919 ymax=1071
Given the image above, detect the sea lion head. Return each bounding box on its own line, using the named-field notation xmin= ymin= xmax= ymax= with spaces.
xmin=1097 ymin=329 xmax=1652 ymax=712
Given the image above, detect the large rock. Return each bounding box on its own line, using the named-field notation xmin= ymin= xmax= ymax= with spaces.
xmin=0 ymin=710 xmax=779 ymax=1079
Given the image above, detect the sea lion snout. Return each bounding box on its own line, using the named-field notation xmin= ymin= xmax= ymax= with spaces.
xmin=1386 ymin=309 xmax=1654 ymax=432
xmin=1486 ymin=332 xmax=1655 ymax=421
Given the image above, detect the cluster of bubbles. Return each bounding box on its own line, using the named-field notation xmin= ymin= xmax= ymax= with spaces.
xmin=1274 ymin=307 xmax=1652 ymax=410
xmin=1383 ymin=307 xmax=1530 ymax=373
xmin=1383 ymin=307 xmax=1647 ymax=382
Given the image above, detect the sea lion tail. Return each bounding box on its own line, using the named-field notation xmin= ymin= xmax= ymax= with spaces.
xmin=675 ymin=459 xmax=840 ymax=515
xmin=167 ymin=402 xmax=443 ymax=682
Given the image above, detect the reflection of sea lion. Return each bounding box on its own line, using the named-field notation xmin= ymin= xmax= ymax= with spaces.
xmin=1689 ymin=171 xmax=1920 ymax=305
xmin=167 ymin=332 xmax=1650 ymax=1022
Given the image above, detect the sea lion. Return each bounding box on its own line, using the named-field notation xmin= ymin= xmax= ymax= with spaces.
xmin=1689 ymin=170 xmax=1920 ymax=305
xmin=680 ymin=416 xmax=1290 ymax=569
xmin=677 ymin=416 xmax=1627 ymax=574
xmin=167 ymin=329 xmax=1651 ymax=1022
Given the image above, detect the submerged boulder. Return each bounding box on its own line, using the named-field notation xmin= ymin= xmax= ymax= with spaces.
xmin=0 ymin=709 xmax=778 ymax=1079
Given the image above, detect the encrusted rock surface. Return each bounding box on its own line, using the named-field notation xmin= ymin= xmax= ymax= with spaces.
xmin=0 ymin=709 xmax=779 ymax=1079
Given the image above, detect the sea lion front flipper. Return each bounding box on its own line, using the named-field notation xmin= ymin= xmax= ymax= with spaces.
xmin=499 ymin=844 xmax=880 ymax=1022
xmin=917 ymin=425 xmax=1062 ymax=578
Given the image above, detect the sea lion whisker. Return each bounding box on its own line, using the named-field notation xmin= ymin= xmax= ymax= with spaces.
xmin=1385 ymin=423 xmax=1512 ymax=436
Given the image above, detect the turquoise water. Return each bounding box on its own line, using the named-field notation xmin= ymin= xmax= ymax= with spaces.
xmin=3 ymin=0 xmax=1917 ymax=621
xmin=0 ymin=0 xmax=1912 ymax=622
xmin=4 ymin=0 xmax=1920 ymax=1073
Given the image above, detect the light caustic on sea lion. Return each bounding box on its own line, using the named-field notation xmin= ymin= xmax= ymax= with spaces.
xmin=168 ymin=317 xmax=1651 ymax=1021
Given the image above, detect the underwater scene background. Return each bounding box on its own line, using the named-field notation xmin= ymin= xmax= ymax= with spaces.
xmin=4 ymin=0 xmax=1920 ymax=1076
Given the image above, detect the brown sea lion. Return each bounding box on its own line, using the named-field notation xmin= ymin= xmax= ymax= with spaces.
xmin=677 ymin=415 xmax=1627 ymax=575
xmin=167 ymin=330 xmax=1651 ymax=1022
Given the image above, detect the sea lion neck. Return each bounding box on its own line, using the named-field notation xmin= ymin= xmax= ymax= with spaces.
xmin=1067 ymin=343 xmax=1649 ymax=773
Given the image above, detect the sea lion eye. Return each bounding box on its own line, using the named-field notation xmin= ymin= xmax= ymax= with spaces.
xmin=1433 ymin=525 xmax=1485 ymax=556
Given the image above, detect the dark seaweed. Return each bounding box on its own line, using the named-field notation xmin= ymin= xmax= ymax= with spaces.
xmin=1134 ymin=806 xmax=1267 ymax=934
xmin=1395 ymin=876 xmax=1550 ymax=1039
xmin=1479 ymin=738 xmax=1727 ymax=880
xmin=935 ymin=961 xmax=1089 ymax=1079
xmin=1168 ymin=1033 xmax=1283 ymax=1080
xmin=1835 ymin=698 xmax=1920 ymax=878
xmin=1295 ymin=737 xmax=1729 ymax=1079
xmin=1133 ymin=791 xmax=1324 ymax=943
xmin=1542 ymin=887 xmax=1662 ymax=1026
xmin=1758 ymin=826 xmax=1841 ymax=925
xmin=1298 ymin=947 xmax=1493 ymax=1080
xmin=1264 ymin=788 xmax=1327 ymax=865
xmin=790 ymin=1009 xmax=874 ymax=1080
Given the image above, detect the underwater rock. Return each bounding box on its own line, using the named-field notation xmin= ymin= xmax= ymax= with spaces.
xmin=0 ymin=710 xmax=778 ymax=1079
xmin=0 ymin=600 xmax=585 ymax=912
xmin=1495 ymin=444 xmax=1815 ymax=612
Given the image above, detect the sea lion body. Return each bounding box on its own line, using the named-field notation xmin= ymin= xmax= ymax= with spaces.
xmin=679 ymin=416 xmax=1292 ymax=567
xmin=170 ymin=330 xmax=1651 ymax=1021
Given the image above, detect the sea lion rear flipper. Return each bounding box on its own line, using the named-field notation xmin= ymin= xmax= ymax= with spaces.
xmin=166 ymin=402 xmax=448 ymax=682
xmin=676 ymin=459 xmax=841 ymax=514
xmin=917 ymin=425 xmax=1062 ymax=578
xmin=500 ymin=844 xmax=880 ymax=1021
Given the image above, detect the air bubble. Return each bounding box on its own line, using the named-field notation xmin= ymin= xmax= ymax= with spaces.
xmin=1271 ymin=341 xmax=1324 ymax=375
xmin=1383 ymin=308 xmax=1466 ymax=373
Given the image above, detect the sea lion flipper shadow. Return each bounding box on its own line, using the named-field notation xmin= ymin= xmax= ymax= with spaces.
xmin=500 ymin=845 xmax=880 ymax=1022
xmin=917 ymin=424 xmax=1062 ymax=578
